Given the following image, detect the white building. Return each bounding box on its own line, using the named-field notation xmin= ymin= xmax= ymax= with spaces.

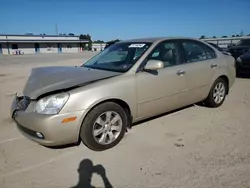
xmin=201 ymin=36 xmax=250 ymax=48
xmin=0 ymin=34 xmax=89 ymax=55
xmin=92 ymin=43 xmax=106 ymax=51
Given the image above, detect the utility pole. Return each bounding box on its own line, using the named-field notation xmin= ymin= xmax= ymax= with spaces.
xmin=55 ymin=23 xmax=58 ymax=35
xmin=240 ymin=29 xmax=244 ymax=37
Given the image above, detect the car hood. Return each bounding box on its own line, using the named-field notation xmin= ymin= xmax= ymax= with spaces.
xmin=23 ymin=66 xmax=122 ymax=99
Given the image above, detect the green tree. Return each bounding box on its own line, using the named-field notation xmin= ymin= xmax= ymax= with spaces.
xmin=79 ymin=34 xmax=92 ymax=51
xmin=199 ymin=35 xmax=206 ymax=39
xmin=94 ymin=40 xmax=105 ymax=43
xmin=212 ymin=36 xmax=216 ymax=38
xmin=80 ymin=34 xmax=90 ymax=40
xmin=86 ymin=34 xmax=92 ymax=51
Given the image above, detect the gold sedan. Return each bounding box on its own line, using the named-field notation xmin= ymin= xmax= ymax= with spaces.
xmin=11 ymin=37 xmax=236 ymax=151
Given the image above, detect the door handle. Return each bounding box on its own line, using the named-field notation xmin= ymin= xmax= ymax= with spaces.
xmin=177 ymin=70 xmax=185 ymax=76
xmin=211 ymin=63 xmax=218 ymax=68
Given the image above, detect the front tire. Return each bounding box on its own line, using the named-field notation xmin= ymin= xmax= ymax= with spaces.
xmin=204 ymin=78 xmax=228 ymax=108
xmin=80 ymin=102 xmax=128 ymax=151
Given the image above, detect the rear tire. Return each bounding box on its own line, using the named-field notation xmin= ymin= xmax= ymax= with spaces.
xmin=204 ymin=78 xmax=228 ymax=108
xmin=80 ymin=102 xmax=128 ymax=151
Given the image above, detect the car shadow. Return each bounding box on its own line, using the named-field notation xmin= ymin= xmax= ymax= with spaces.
xmin=45 ymin=142 xmax=81 ymax=150
xmin=131 ymin=104 xmax=195 ymax=127
xmin=47 ymin=104 xmax=196 ymax=149
xmin=70 ymin=158 xmax=113 ymax=188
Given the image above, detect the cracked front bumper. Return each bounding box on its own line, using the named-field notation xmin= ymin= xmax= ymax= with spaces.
xmin=11 ymin=94 xmax=84 ymax=146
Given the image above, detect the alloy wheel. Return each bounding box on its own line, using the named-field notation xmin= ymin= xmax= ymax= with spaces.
xmin=92 ymin=111 xmax=123 ymax=145
xmin=213 ymin=82 xmax=226 ymax=104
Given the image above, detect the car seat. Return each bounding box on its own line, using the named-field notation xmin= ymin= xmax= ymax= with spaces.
xmin=161 ymin=48 xmax=175 ymax=67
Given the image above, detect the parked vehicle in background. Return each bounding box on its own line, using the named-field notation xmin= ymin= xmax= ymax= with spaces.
xmin=235 ymin=52 xmax=250 ymax=76
xmin=228 ymin=39 xmax=250 ymax=59
xmin=11 ymin=37 xmax=236 ymax=151
xmin=207 ymin=42 xmax=231 ymax=56
xmin=208 ymin=42 xmax=223 ymax=51
xmin=227 ymin=39 xmax=250 ymax=75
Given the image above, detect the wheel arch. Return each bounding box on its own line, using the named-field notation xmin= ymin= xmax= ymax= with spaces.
xmin=76 ymin=98 xmax=133 ymax=144
xmin=91 ymin=98 xmax=133 ymax=125
xmin=217 ymin=75 xmax=229 ymax=94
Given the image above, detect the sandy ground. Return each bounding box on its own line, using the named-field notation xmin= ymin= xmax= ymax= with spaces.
xmin=0 ymin=53 xmax=250 ymax=188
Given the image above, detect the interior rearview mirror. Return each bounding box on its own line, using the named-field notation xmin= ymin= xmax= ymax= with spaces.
xmin=144 ymin=60 xmax=164 ymax=71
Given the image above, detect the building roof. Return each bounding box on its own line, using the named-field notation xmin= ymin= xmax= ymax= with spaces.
xmin=0 ymin=39 xmax=88 ymax=43
xmin=121 ymin=36 xmax=200 ymax=43
xmin=0 ymin=34 xmax=80 ymax=37
xmin=0 ymin=34 xmax=89 ymax=43
xmin=121 ymin=36 xmax=250 ymax=43
xmin=202 ymin=36 xmax=250 ymax=41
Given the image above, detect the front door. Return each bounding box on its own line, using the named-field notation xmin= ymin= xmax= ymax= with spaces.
xmin=136 ymin=40 xmax=187 ymax=119
xmin=180 ymin=40 xmax=216 ymax=103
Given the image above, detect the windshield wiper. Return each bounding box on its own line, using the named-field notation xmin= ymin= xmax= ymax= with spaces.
xmin=82 ymin=65 xmax=124 ymax=73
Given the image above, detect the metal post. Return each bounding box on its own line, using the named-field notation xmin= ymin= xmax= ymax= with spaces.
xmin=55 ymin=23 xmax=58 ymax=35
xmin=7 ymin=43 xmax=10 ymax=54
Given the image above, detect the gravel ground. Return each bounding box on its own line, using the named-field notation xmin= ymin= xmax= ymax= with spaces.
xmin=0 ymin=53 xmax=249 ymax=188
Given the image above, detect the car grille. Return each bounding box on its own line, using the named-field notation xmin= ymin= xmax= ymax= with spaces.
xmin=17 ymin=96 xmax=31 ymax=110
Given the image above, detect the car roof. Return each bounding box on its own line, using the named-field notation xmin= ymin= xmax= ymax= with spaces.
xmin=119 ymin=37 xmax=201 ymax=43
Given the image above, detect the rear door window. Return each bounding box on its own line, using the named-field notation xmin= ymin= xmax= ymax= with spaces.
xmin=182 ymin=42 xmax=206 ymax=63
xmin=182 ymin=40 xmax=216 ymax=63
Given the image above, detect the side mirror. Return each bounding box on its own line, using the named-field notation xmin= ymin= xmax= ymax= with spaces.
xmin=144 ymin=60 xmax=164 ymax=71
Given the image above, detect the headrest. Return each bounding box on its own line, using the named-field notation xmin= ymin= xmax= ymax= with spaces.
xmin=162 ymin=49 xmax=173 ymax=61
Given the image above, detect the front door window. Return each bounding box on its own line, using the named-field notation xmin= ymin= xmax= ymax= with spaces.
xmin=146 ymin=41 xmax=179 ymax=68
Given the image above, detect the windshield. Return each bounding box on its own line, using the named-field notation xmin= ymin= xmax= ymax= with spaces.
xmin=81 ymin=42 xmax=152 ymax=72
xmin=236 ymin=39 xmax=250 ymax=46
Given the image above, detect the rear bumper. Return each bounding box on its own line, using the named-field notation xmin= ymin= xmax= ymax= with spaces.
xmin=11 ymin=95 xmax=85 ymax=146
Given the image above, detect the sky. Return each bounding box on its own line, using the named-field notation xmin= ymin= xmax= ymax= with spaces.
xmin=0 ymin=0 xmax=250 ymax=41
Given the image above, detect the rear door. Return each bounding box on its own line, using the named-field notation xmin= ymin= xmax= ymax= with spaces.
xmin=179 ymin=40 xmax=217 ymax=103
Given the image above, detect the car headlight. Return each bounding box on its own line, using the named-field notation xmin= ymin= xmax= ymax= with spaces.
xmin=34 ymin=93 xmax=69 ymax=114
